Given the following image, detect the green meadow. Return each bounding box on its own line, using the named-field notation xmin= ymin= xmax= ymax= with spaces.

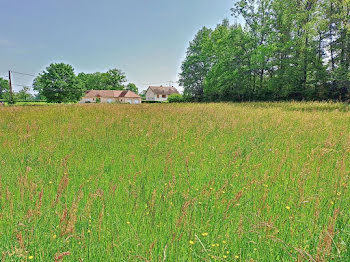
xmin=0 ymin=103 xmax=349 ymax=261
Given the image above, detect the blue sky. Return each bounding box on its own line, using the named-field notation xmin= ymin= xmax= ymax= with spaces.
xmin=0 ymin=0 xmax=237 ymax=92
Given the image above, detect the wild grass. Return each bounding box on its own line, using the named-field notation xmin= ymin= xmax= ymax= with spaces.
xmin=0 ymin=102 xmax=349 ymax=261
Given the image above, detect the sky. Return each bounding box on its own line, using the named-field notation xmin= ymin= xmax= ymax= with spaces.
xmin=0 ymin=0 xmax=238 ymax=93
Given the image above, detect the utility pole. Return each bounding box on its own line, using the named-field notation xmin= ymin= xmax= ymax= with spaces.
xmin=8 ymin=70 xmax=14 ymax=104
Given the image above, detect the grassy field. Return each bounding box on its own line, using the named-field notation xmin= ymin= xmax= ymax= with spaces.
xmin=0 ymin=102 xmax=349 ymax=261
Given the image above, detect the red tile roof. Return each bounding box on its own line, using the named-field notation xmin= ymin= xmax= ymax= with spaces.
xmin=84 ymin=90 xmax=140 ymax=98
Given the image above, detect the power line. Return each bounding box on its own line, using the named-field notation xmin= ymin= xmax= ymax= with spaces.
xmin=143 ymin=80 xmax=178 ymax=86
xmin=10 ymin=71 xmax=35 ymax=77
xmin=12 ymin=84 xmax=32 ymax=88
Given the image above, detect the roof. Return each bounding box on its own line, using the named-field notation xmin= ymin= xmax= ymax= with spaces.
xmin=84 ymin=90 xmax=141 ymax=98
xmin=148 ymin=86 xmax=179 ymax=95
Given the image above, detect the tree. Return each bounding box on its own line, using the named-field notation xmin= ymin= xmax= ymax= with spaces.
xmin=104 ymin=69 xmax=127 ymax=90
xmin=78 ymin=68 xmax=127 ymax=91
xmin=179 ymin=27 xmax=213 ymax=101
xmin=125 ymin=83 xmax=138 ymax=93
xmin=16 ymin=86 xmax=33 ymax=101
xmin=33 ymin=63 xmax=83 ymax=103
xmin=0 ymin=77 xmax=9 ymax=100
xmin=179 ymin=0 xmax=349 ymax=102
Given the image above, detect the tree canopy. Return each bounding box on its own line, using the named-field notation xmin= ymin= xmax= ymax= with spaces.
xmin=33 ymin=63 xmax=83 ymax=103
xmin=125 ymin=83 xmax=138 ymax=94
xmin=180 ymin=0 xmax=350 ymax=102
xmin=78 ymin=69 xmax=127 ymax=91
xmin=0 ymin=77 xmax=9 ymax=100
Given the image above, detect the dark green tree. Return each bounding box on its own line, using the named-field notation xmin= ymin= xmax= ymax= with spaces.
xmin=0 ymin=77 xmax=9 ymax=100
xmin=78 ymin=68 xmax=127 ymax=91
xmin=125 ymin=83 xmax=138 ymax=94
xmin=179 ymin=27 xmax=213 ymax=101
xmin=179 ymin=0 xmax=349 ymax=102
xmin=33 ymin=63 xmax=83 ymax=103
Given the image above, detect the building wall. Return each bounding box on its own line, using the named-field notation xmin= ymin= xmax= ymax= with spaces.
xmin=80 ymin=97 xmax=141 ymax=104
xmin=146 ymin=88 xmax=168 ymax=102
xmin=154 ymin=95 xmax=168 ymax=102
xmin=146 ymin=88 xmax=155 ymax=101
xmin=101 ymin=97 xmax=117 ymax=103
xmin=121 ymin=98 xmax=142 ymax=104
xmin=80 ymin=97 xmax=96 ymax=103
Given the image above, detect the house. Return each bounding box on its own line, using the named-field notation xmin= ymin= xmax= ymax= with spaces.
xmin=80 ymin=90 xmax=141 ymax=104
xmin=145 ymin=86 xmax=179 ymax=102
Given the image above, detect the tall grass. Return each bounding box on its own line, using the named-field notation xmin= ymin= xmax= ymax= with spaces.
xmin=0 ymin=102 xmax=349 ymax=261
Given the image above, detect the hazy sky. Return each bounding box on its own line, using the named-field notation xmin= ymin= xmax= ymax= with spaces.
xmin=0 ymin=0 xmax=237 ymax=92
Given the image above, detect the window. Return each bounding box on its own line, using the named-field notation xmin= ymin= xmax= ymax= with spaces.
xmin=157 ymin=95 xmax=160 ymax=98
xmin=162 ymin=95 xmax=166 ymax=98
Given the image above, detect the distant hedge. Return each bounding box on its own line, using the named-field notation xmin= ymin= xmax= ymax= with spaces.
xmin=168 ymin=94 xmax=184 ymax=103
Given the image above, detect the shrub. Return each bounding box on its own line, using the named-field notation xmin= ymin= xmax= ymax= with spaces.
xmin=168 ymin=94 xmax=184 ymax=103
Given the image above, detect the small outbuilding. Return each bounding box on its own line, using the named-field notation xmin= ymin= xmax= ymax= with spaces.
xmin=145 ymin=86 xmax=179 ymax=102
xmin=80 ymin=90 xmax=141 ymax=104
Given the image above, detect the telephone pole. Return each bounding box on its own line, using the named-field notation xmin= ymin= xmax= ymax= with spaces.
xmin=8 ymin=70 xmax=15 ymax=104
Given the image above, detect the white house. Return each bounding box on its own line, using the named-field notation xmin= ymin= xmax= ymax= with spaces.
xmin=145 ymin=86 xmax=179 ymax=102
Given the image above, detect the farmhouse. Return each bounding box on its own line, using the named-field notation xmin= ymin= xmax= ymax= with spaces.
xmin=80 ymin=90 xmax=141 ymax=104
xmin=146 ymin=86 xmax=179 ymax=102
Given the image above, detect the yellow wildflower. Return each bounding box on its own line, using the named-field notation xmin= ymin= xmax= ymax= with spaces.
xmin=53 ymin=234 xmax=57 ymax=239
xmin=222 ymin=240 xmax=227 ymax=244
xmin=189 ymin=240 xmax=195 ymax=245
xmin=127 ymin=221 xmax=131 ymax=225
xmin=235 ymin=255 xmax=239 ymax=259
xmin=201 ymin=232 xmax=208 ymax=237
xmin=286 ymin=206 xmax=291 ymax=210
xmin=226 ymin=251 xmax=230 ymax=254
xmin=28 ymin=256 xmax=34 ymax=260
xmin=223 ymin=255 xmax=228 ymax=258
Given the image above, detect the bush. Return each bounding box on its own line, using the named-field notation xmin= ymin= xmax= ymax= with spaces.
xmin=168 ymin=94 xmax=184 ymax=103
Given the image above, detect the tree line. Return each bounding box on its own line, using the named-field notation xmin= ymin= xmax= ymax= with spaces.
xmin=179 ymin=0 xmax=350 ymax=102
xmin=0 ymin=63 xmax=139 ymax=103
xmin=0 ymin=78 xmax=34 ymax=102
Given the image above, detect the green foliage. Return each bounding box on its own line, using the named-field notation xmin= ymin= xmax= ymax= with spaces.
xmin=33 ymin=63 xmax=83 ymax=103
xmin=78 ymin=68 xmax=127 ymax=91
xmin=125 ymin=83 xmax=138 ymax=94
xmin=179 ymin=27 xmax=213 ymax=101
xmin=0 ymin=77 xmax=9 ymax=99
xmin=168 ymin=93 xmax=184 ymax=103
xmin=15 ymin=86 xmax=34 ymax=101
xmin=180 ymin=0 xmax=350 ymax=102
